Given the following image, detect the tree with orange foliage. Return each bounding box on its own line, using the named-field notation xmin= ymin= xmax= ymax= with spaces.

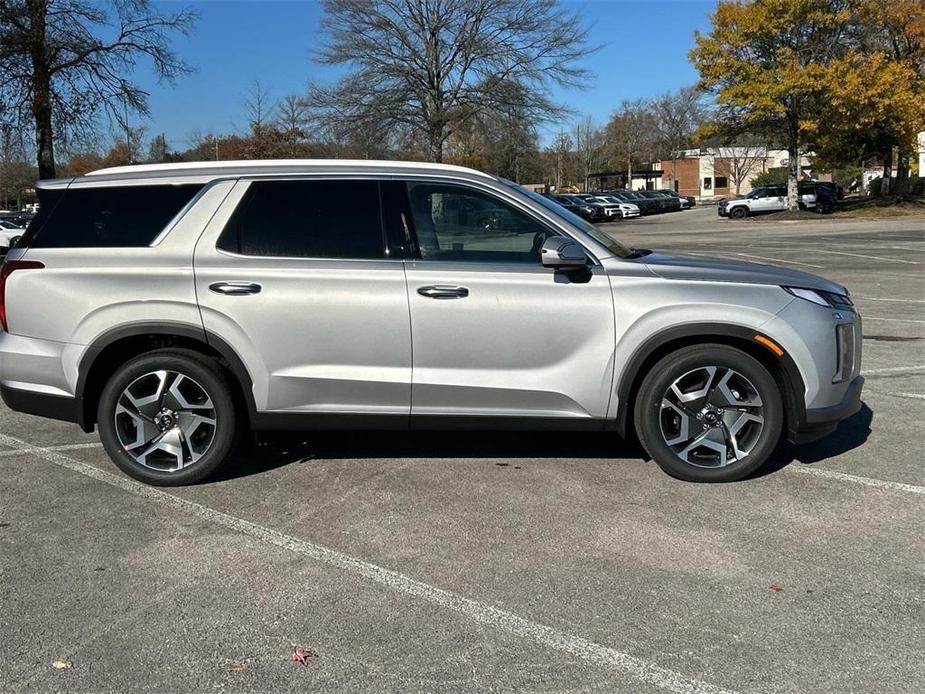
xmin=691 ymin=0 xmax=925 ymax=204
xmin=690 ymin=0 xmax=854 ymax=209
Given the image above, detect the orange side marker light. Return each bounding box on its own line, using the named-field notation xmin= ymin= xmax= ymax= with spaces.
xmin=753 ymin=334 xmax=785 ymax=357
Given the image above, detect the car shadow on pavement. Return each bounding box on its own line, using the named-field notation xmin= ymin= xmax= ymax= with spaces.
xmin=755 ymin=402 xmax=873 ymax=478
xmin=215 ymin=428 xmax=647 ymax=482
xmin=213 ymin=405 xmax=872 ymax=483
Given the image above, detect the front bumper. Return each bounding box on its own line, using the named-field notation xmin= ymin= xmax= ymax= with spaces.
xmin=789 ymin=375 xmax=864 ymax=444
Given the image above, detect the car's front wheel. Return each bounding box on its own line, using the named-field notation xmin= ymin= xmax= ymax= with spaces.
xmin=97 ymin=349 xmax=238 ymax=486
xmin=634 ymin=344 xmax=783 ymax=482
xmin=729 ymin=206 xmax=748 ymax=219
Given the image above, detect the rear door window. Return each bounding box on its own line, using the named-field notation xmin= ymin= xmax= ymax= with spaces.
xmin=26 ymin=184 xmax=202 ymax=248
xmin=217 ymin=179 xmax=385 ymax=259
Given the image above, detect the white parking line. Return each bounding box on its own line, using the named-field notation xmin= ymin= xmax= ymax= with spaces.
xmin=0 ymin=442 xmax=101 ymax=457
xmin=861 ymin=316 xmax=925 ymax=324
xmin=884 ymin=392 xmax=925 ymax=401
xmin=861 ymin=365 xmax=925 ymax=376
xmin=0 ymin=432 xmax=737 ymax=694
xmin=789 ymin=466 xmax=925 ymax=495
xmin=812 ymin=249 xmax=921 ymax=265
xmin=733 ymin=253 xmax=825 ymax=268
xmin=855 ymin=296 xmax=925 ymax=304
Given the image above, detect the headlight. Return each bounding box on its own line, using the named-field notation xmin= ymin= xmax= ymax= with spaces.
xmin=783 ymin=286 xmax=854 ymax=310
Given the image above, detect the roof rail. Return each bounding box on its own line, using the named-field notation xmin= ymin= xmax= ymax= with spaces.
xmin=85 ymin=158 xmax=495 ymax=179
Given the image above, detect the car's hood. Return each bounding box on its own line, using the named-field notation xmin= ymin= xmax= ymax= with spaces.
xmin=640 ymin=252 xmax=846 ymax=294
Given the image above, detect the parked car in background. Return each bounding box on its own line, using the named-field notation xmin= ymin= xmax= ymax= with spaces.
xmin=548 ymin=194 xmax=601 ymax=222
xmin=0 ymin=219 xmax=25 ymax=254
xmin=575 ymin=194 xmax=622 ymax=221
xmin=596 ymin=194 xmax=641 ymax=219
xmin=558 ymin=194 xmax=609 ymax=222
xmin=0 ymin=214 xmax=34 ymax=229
xmin=719 ymin=183 xmax=820 ymax=218
xmin=0 ymin=159 xmax=863 ymax=486
xmin=608 ymin=190 xmax=660 ymax=215
xmin=637 ymin=190 xmax=680 ymax=213
xmin=658 ymin=189 xmax=695 ymax=208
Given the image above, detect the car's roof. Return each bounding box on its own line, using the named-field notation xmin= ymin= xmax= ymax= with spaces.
xmin=38 ymin=158 xmax=498 ymax=189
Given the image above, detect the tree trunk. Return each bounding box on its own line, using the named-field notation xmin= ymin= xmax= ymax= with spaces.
xmin=626 ymin=159 xmax=632 ymax=190
xmin=786 ymin=141 xmax=799 ymax=210
xmin=895 ymin=149 xmax=908 ymax=196
xmin=429 ymin=139 xmax=443 ymax=163
xmin=671 ymin=157 xmax=678 ymax=192
xmin=27 ymin=0 xmax=55 ymax=179
xmin=881 ymin=146 xmax=893 ymax=196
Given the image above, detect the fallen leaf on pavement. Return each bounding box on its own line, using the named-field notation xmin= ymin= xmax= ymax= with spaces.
xmin=291 ymin=645 xmax=318 ymax=666
xmin=227 ymin=662 xmax=246 ymax=672
xmin=52 ymin=660 xmax=72 ymax=670
xmin=769 ymin=583 xmax=784 ymax=592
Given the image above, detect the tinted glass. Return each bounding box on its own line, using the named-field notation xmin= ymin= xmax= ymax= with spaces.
xmin=218 ymin=180 xmax=384 ymax=259
xmin=27 ymin=185 xmax=201 ymax=248
xmin=407 ymin=183 xmax=553 ymax=263
xmin=507 ymin=182 xmax=634 ymax=259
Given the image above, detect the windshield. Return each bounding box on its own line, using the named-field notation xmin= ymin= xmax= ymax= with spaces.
xmin=501 ymin=180 xmax=634 ymax=258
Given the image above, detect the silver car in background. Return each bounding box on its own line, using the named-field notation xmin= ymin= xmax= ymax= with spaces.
xmin=0 ymin=160 xmax=863 ymax=485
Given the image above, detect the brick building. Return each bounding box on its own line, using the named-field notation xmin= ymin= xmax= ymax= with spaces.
xmin=656 ymin=148 xmax=814 ymax=201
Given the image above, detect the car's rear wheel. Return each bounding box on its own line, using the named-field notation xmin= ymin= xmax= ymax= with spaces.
xmin=729 ymin=206 xmax=748 ymax=219
xmin=97 ymin=349 xmax=237 ymax=486
xmin=634 ymin=345 xmax=783 ymax=482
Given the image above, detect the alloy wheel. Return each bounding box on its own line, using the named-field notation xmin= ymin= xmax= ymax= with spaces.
xmin=658 ymin=366 xmax=765 ymax=468
xmin=114 ymin=370 xmax=217 ymax=472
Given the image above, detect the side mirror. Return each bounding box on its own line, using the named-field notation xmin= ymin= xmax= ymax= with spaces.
xmin=541 ymin=236 xmax=588 ymax=269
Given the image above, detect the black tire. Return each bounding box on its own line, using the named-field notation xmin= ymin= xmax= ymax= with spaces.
xmin=97 ymin=349 xmax=238 ymax=486
xmin=633 ymin=344 xmax=783 ymax=483
xmin=729 ymin=206 xmax=748 ymax=219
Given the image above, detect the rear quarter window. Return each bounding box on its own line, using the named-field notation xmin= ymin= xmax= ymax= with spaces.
xmin=25 ymin=184 xmax=202 ymax=248
xmin=216 ymin=179 xmax=386 ymax=259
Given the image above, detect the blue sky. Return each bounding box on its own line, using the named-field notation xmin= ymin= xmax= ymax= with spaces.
xmin=137 ymin=0 xmax=715 ymax=151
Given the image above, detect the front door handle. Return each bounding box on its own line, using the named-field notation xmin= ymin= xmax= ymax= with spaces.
xmin=209 ymin=281 xmax=262 ymax=295
xmin=417 ymin=285 xmax=469 ymax=300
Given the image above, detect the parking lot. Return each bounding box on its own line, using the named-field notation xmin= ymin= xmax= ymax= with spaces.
xmin=2 ymin=206 xmax=923 ymax=693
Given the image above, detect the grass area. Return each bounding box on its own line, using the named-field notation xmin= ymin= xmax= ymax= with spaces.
xmin=833 ymin=196 xmax=925 ymax=219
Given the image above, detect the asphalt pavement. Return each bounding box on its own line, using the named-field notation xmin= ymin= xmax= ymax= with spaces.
xmin=2 ymin=206 xmax=923 ymax=693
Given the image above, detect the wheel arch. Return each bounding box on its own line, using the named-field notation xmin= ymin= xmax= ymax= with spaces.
xmin=612 ymin=323 xmax=806 ymax=442
xmin=76 ymin=322 xmax=256 ymax=432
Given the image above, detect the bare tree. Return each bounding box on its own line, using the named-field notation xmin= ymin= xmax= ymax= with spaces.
xmin=148 ymin=133 xmax=170 ymax=163
xmin=276 ymin=95 xmax=308 ymax=155
xmin=716 ymin=143 xmax=768 ymax=195
xmin=240 ymin=80 xmax=278 ymax=159
xmin=547 ymin=131 xmax=574 ymax=189
xmin=0 ymin=0 xmax=196 ymax=179
xmin=305 ymin=0 xmax=593 ymax=163
xmin=605 ymin=99 xmax=657 ymax=190
xmin=575 ymin=116 xmax=605 ymax=191
xmin=651 ymin=86 xmax=708 ymax=189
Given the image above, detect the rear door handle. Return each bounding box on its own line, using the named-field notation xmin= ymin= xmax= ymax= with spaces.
xmin=209 ymin=281 xmax=262 ymax=295
xmin=417 ymin=285 xmax=469 ymax=299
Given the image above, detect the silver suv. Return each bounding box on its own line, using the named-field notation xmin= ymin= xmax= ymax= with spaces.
xmin=0 ymin=160 xmax=863 ymax=485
